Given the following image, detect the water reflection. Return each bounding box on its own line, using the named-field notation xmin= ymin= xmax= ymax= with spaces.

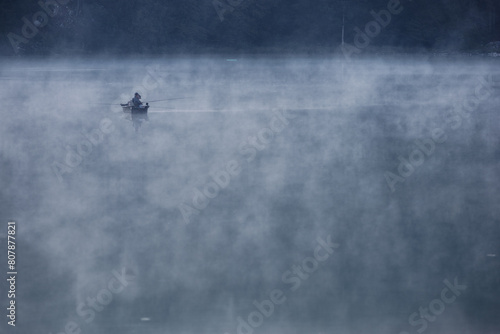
xmin=130 ymin=113 xmax=149 ymax=132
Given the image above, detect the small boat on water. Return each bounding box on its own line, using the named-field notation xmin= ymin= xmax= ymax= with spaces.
xmin=121 ymin=102 xmax=149 ymax=114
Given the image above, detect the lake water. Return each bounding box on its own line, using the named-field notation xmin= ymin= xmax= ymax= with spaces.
xmin=0 ymin=55 xmax=499 ymax=334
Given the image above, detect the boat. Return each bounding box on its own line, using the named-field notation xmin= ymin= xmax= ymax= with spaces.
xmin=121 ymin=101 xmax=149 ymax=114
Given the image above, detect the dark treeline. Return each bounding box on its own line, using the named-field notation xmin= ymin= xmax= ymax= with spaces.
xmin=1 ymin=0 xmax=499 ymax=55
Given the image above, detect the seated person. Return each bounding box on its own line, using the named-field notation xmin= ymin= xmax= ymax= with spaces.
xmin=132 ymin=92 xmax=143 ymax=108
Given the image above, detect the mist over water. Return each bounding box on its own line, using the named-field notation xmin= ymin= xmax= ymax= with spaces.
xmin=0 ymin=55 xmax=499 ymax=334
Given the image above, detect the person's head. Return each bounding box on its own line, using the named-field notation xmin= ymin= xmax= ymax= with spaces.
xmin=135 ymin=92 xmax=141 ymax=99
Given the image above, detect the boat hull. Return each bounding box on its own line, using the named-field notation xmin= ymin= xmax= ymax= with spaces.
xmin=121 ymin=104 xmax=149 ymax=114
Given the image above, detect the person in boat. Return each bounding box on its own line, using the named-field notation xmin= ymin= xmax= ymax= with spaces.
xmin=132 ymin=92 xmax=144 ymax=108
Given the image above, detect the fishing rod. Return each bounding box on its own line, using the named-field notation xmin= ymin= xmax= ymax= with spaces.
xmin=89 ymin=97 xmax=189 ymax=106
xmin=147 ymin=105 xmax=413 ymax=113
xmin=145 ymin=97 xmax=191 ymax=103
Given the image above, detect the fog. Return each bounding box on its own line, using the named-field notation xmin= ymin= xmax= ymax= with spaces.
xmin=0 ymin=55 xmax=499 ymax=334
